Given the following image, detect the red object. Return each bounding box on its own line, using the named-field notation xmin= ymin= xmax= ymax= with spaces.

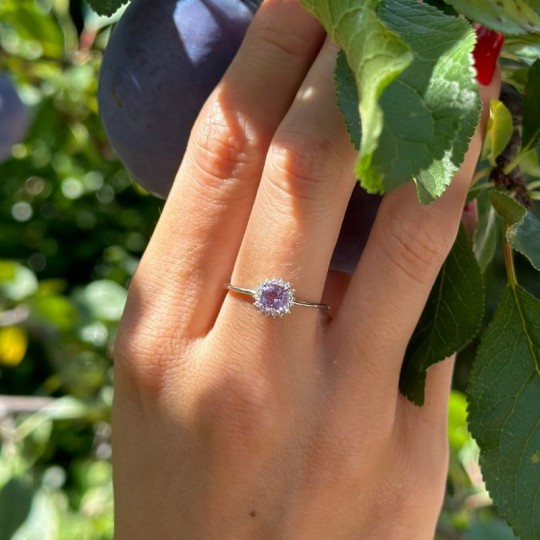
xmin=473 ymin=25 xmax=504 ymax=85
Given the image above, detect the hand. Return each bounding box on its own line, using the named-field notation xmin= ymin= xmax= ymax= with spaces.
xmin=112 ymin=1 xmax=500 ymax=538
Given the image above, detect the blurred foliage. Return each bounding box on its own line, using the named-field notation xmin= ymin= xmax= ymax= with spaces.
xmin=0 ymin=0 xmax=159 ymax=537
xmin=0 ymin=0 xmax=527 ymax=538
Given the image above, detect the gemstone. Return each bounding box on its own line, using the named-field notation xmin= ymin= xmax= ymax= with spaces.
xmin=254 ymin=279 xmax=294 ymax=317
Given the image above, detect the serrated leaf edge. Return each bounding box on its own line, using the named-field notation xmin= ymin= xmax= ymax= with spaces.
xmin=401 ymin=228 xmax=485 ymax=405
xmin=467 ymin=285 xmax=540 ymax=539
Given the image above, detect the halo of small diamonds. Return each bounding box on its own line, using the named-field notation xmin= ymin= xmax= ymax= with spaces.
xmin=253 ymin=278 xmax=295 ymax=317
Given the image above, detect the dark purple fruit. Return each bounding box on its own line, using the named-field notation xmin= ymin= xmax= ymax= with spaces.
xmin=330 ymin=184 xmax=380 ymax=274
xmin=98 ymin=0 xmax=379 ymax=273
xmin=0 ymin=75 xmax=30 ymax=163
xmin=98 ymin=0 xmax=256 ymax=198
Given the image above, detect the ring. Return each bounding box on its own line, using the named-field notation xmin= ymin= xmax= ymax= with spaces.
xmin=224 ymin=278 xmax=330 ymax=317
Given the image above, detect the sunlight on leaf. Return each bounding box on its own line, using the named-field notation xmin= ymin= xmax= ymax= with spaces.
xmin=487 ymin=99 xmax=513 ymax=166
xmin=473 ymin=204 xmax=500 ymax=272
xmin=301 ymin=0 xmax=413 ymax=193
xmin=85 ymin=0 xmax=129 ymax=17
xmin=328 ymin=0 xmax=480 ymax=201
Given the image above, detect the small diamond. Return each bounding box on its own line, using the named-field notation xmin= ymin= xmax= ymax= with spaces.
xmin=254 ymin=279 xmax=294 ymax=317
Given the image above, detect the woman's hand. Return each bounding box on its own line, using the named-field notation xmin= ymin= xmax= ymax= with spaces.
xmin=112 ymin=1 xmax=500 ymax=538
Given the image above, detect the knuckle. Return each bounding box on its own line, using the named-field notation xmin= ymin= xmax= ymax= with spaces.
xmin=378 ymin=212 xmax=450 ymax=284
xmin=254 ymin=16 xmax=314 ymax=62
xmin=267 ymin=132 xmax=341 ymax=204
xmin=189 ymin=97 xmax=258 ymax=197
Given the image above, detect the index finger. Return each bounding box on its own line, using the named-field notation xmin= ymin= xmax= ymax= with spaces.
xmin=122 ymin=0 xmax=325 ymax=340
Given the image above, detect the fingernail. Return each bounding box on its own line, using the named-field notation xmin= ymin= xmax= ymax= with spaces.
xmin=473 ymin=25 xmax=504 ymax=85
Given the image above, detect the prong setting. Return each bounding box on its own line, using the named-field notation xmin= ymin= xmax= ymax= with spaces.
xmin=253 ymin=278 xmax=295 ymax=317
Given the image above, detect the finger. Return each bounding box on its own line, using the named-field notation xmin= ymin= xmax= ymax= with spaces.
xmin=124 ymin=0 xmax=325 ymax=340
xmin=215 ymin=38 xmax=357 ymax=353
xmin=396 ymin=356 xmax=455 ymax=471
xmin=328 ymin=70 xmax=501 ymax=403
xmin=399 ymin=355 xmax=455 ymax=428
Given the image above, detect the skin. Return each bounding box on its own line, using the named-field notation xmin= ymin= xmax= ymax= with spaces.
xmin=112 ymin=1 xmax=501 ymax=538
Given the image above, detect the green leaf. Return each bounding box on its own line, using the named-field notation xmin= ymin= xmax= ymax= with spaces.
xmin=400 ymin=227 xmax=484 ymax=405
xmin=75 ymin=280 xmax=127 ymax=321
xmin=463 ymin=520 xmax=517 ymax=540
xmin=444 ymin=0 xmax=540 ymax=35
xmin=423 ymin=0 xmax=458 ymax=17
xmin=487 ymin=99 xmax=514 ymax=166
xmin=467 ymin=285 xmax=540 ymax=539
xmin=326 ymin=0 xmax=480 ymax=200
xmin=335 ymin=51 xmax=361 ymax=150
xmin=84 ymin=0 xmax=129 ymax=17
xmin=520 ymin=148 xmax=540 ymax=177
xmin=473 ymin=204 xmax=500 ymax=272
xmin=377 ymin=0 xmax=481 ymax=204
xmin=11 ymin=488 xmax=58 ymax=540
xmin=490 ymin=191 xmax=540 ymax=271
xmin=300 ymin=0 xmax=413 ymax=194
xmin=522 ymin=59 xmax=540 ymax=151
xmin=448 ymin=390 xmax=472 ymax=450
xmin=0 ymin=3 xmax=65 ymax=59
xmin=29 ymin=294 xmax=79 ymax=332
xmin=504 ymin=34 xmax=540 ymax=66
xmin=0 ymin=261 xmax=38 ymax=301
xmin=0 ymin=477 xmax=34 ymax=540
xmin=40 ymin=397 xmax=89 ymax=420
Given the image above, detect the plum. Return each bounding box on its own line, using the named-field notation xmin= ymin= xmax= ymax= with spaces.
xmin=330 ymin=185 xmax=380 ymax=274
xmin=98 ymin=0 xmax=257 ymax=198
xmin=0 ymin=75 xmax=30 ymax=164
xmin=98 ymin=0 xmax=379 ymax=273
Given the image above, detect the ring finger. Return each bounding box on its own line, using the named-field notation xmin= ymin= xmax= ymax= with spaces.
xmin=215 ymin=39 xmax=357 ymax=360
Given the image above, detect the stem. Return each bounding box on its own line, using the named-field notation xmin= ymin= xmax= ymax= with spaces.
xmin=53 ymin=0 xmax=80 ymax=54
xmin=0 ymin=395 xmax=55 ymax=414
xmin=0 ymin=306 xmax=29 ymax=327
xmin=503 ymin=145 xmax=530 ymax=175
xmin=527 ymin=180 xmax=540 ymax=191
xmin=472 ymin=168 xmax=490 ymax=184
xmin=529 ymin=192 xmax=540 ymax=201
xmin=500 ymin=52 xmax=522 ymax=63
xmin=472 ymin=182 xmax=493 ymax=191
xmin=504 ymin=225 xmax=518 ymax=288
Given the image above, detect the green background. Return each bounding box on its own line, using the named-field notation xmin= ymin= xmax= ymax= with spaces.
xmin=0 ymin=1 xmax=533 ymax=538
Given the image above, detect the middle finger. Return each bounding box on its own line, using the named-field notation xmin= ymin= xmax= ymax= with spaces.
xmin=216 ymin=40 xmax=357 ymax=355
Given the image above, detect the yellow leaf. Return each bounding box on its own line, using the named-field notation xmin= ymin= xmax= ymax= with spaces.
xmin=487 ymin=99 xmax=513 ymax=167
xmin=0 ymin=326 xmax=28 ymax=366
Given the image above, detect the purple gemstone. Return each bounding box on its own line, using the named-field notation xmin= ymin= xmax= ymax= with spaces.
xmin=255 ymin=279 xmax=294 ymax=316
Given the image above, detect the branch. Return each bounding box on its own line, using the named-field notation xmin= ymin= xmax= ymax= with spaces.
xmin=0 ymin=306 xmax=30 ymax=327
xmin=0 ymin=395 xmax=55 ymax=414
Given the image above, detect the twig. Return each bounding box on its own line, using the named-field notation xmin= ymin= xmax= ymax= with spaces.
xmin=0 ymin=306 xmax=30 ymax=327
xmin=0 ymin=395 xmax=55 ymax=414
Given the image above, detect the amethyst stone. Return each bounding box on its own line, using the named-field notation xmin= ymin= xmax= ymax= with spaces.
xmin=254 ymin=279 xmax=294 ymax=317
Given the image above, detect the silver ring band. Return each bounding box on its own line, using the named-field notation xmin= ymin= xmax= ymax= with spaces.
xmin=225 ymin=278 xmax=330 ymax=317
